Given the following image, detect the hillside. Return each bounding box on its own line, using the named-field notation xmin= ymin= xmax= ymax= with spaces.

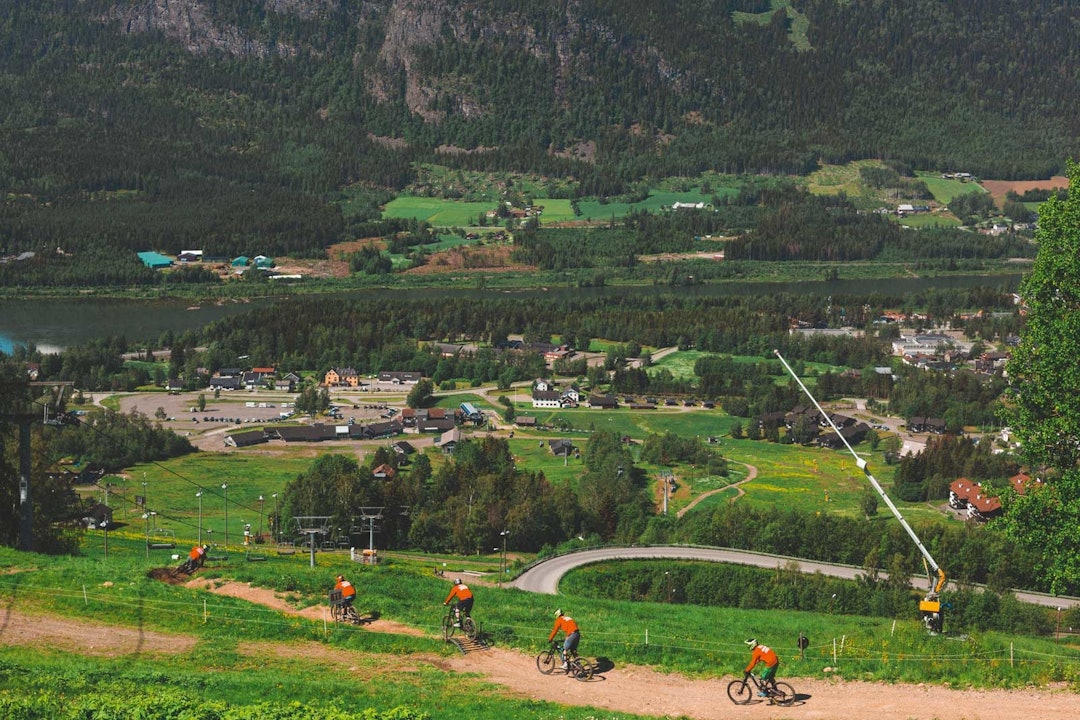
xmin=0 ymin=0 xmax=1074 ymax=269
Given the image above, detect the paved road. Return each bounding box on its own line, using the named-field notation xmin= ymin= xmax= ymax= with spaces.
xmin=512 ymin=545 xmax=1080 ymax=609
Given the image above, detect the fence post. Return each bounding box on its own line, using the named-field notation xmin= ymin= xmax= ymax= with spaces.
xmin=645 ymin=628 xmax=649 ymax=647
xmin=203 ymin=598 xmax=208 ymax=624
xmin=83 ymin=585 xmax=88 ymax=605
xmin=833 ymin=638 xmax=837 ymax=666
xmin=1010 ymin=643 xmax=1014 ymax=668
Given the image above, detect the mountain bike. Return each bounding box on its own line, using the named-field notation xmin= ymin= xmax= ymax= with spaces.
xmin=328 ymin=590 xmax=360 ymax=624
xmin=536 ymin=640 xmax=594 ymax=681
xmin=726 ymin=672 xmax=794 ymax=706
xmin=441 ymin=602 xmax=477 ymax=641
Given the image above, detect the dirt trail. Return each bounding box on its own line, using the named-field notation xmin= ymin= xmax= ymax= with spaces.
xmin=3 ymin=579 xmax=1077 ymax=720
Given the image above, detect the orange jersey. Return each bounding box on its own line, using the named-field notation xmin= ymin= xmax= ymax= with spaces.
xmin=444 ymin=583 xmax=473 ymax=604
xmin=335 ymin=578 xmax=356 ymax=599
xmin=745 ymin=644 xmax=779 ymax=673
xmin=549 ymin=614 xmax=579 ymax=641
xmin=189 ymin=546 xmax=205 ymax=561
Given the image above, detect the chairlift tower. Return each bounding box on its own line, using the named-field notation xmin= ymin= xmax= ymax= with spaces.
xmin=293 ymin=515 xmax=331 ymax=568
xmin=1 ymin=381 xmax=74 ymax=552
xmin=358 ymin=507 xmax=384 ymax=564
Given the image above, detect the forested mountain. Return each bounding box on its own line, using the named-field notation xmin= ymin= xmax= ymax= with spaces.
xmin=1 ymin=0 xmax=1076 ymax=259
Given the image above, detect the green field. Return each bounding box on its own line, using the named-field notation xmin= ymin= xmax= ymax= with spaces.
xmin=916 ymin=171 xmax=990 ymax=205
xmin=382 ymin=196 xmax=494 ymax=226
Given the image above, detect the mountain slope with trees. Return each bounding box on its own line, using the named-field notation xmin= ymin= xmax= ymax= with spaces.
xmin=0 ymin=0 xmax=1077 ymax=266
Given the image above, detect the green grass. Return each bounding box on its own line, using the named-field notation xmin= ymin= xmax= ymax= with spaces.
xmin=916 ymin=170 xmax=989 ymax=205
xmin=382 ymin=196 xmax=494 ymax=226
xmin=1 ymin=541 xmax=1075 ymax=701
xmin=575 ymin=189 xmax=721 ymax=222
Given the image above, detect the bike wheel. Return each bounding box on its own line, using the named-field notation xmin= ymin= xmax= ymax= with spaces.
xmin=771 ymin=682 xmax=795 ymax=706
xmin=462 ymin=616 xmax=477 ymax=640
xmin=536 ymin=650 xmax=556 ymax=675
xmin=330 ymin=604 xmax=343 ymax=623
xmin=345 ymin=606 xmax=360 ymax=624
xmin=726 ymin=679 xmax=752 ymax=705
xmin=441 ymin=614 xmax=455 ymax=641
xmin=572 ymin=659 xmax=594 ymax=681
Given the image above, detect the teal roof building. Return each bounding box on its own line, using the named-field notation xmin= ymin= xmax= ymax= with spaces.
xmin=137 ymin=251 xmax=173 ymax=269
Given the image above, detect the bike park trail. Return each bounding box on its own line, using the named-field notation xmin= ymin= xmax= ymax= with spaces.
xmin=511 ymin=545 xmax=1080 ymax=609
xmin=4 ymin=577 xmax=1077 ymax=720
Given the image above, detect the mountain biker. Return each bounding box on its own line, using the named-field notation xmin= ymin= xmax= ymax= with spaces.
xmin=334 ymin=574 xmax=356 ymax=610
xmin=186 ymin=544 xmax=207 ymax=572
xmin=549 ymin=609 xmax=580 ymax=670
xmin=744 ymin=639 xmax=780 ymax=698
xmin=443 ymin=578 xmax=473 ymax=627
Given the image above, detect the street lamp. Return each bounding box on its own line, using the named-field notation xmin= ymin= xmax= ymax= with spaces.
xmin=258 ymin=495 xmax=265 ymax=540
xmin=499 ymin=529 xmax=510 ymax=586
xmin=272 ymin=492 xmax=280 ymax=542
xmin=221 ymin=483 xmax=228 ymax=547
xmin=196 ymin=491 xmax=203 ymax=544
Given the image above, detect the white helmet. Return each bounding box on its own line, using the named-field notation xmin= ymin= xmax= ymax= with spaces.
xmin=454 ymin=577 xmax=462 ymax=585
xmin=745 ymin=638 xmax=758 ymax=649
xmin=554 ymin=609 xmax=563 ymax=618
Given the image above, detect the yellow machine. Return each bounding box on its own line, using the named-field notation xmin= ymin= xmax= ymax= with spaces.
xmin=775 ymin=351 xmax=948 ymax=633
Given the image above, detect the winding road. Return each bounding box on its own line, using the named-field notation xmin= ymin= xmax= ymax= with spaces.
xmin=511 ymin=545 xmax=1080 ymax=609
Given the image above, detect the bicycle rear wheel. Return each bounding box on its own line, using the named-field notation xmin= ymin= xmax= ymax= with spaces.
xmin=536 ymin=650 xmax=556 ymax=674
xmin=726 ymin=679 xmax=752 ymax=705
xmin=462 ymin=616 xmax=477 ymax=640
xmin=770 ymin=681 xmax=795 ymax=706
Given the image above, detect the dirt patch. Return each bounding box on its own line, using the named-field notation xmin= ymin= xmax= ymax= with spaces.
xmin=0 ymin=607 xmax=197 ymax=657
xmin=981 ymin=176 xmax=1069 ymax=206
xmin=402 ymin=244 xmax=534 ymax=275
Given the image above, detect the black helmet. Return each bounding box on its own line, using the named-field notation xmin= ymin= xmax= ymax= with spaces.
xmin=336 ymin=574 xmax=344 ymax=581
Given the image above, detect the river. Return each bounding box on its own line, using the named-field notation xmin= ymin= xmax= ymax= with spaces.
xmin=0 ymin=273 xmax=1022 ymax=352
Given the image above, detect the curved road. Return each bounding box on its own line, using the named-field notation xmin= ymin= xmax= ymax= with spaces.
xmin=512 ymin=545 xmax=1080 ymax=609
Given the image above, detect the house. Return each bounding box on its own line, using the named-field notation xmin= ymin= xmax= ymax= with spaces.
xmin=907 ymin=417 xmax=947 ymax=434
xmin=372 ymin=463 xmax=396 ymax=479
xmin=533 ymin=378 xmax=555 ymax=392
xmin=82 ymin=503 xmax=114 ymax=530
xmin=231 ymin=256 xmax=249 ymax=267
xmin=217 ymin=367 xmax=243 ymax=377
xmin=438 ymin=428 xmax=462 ymax=454
xmin=325 ymin=367 xmax=360 ymax=387
xmin=274 ymin=373 xmax=299 ymax=392
xmin=392 ymin=440 xmax=415 ymax=458
xmin=515 ymin=416 xmax=537 ymax=428
xmin=178 ymin=250 xmax=203 ymax=263
xmin=208 ymin=376 xmax=242 ymax=391
xmin=532 ymin=390 xmax=563 ymax=408
xmin=561 ymin=386 xmax=582 ymax=404
xmin=948 ymin=477 xmax=1003 ymax=521
xmin=549 ymin=439 xmax=575 ymax=457
xmin=166 ymin=378 xmax=184 ymax=393
xmin=817 ymin=422 xmax=870 ymax=449
xmin=418 ymin=417 xmax=456 ymax=433
xmin=434 ymin=342 xmax=466 ymax=357
xmin=225 ymin=430 xmax=268 ymax=448
xmin=588 ymin=395 xmax=618 ymax=409
xmin=359 ymin=420 xmax=402 ymax=440
xmin=378 ymin=370 xmax=422 ymax=384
